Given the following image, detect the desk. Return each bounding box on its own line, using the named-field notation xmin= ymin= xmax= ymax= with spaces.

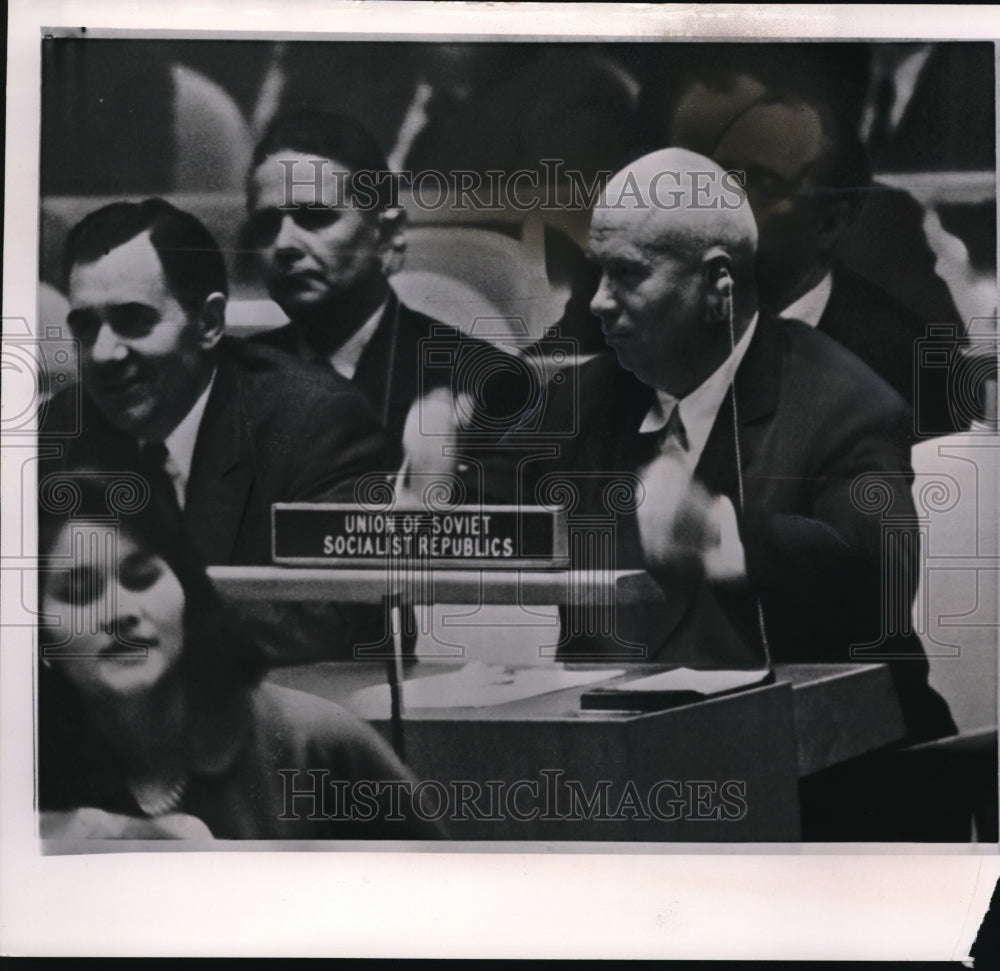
xmin=209 ymin=565 xmax=664 ymax=606
xmin=269 ymin=660 xmax=906 ymax=841
xmin=211 ymin=567 xmax=908 ymax=839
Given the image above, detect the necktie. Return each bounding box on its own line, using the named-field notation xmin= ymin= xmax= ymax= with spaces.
xmin=635 ymin=403 xmax=691 ymax=519
xmin=137 ymin=440 xmax=184 ymax=523
xmin=660 ymin=404 xmax=689 ymax=456
xmin=635 ymin=403 xmax=689 ymax=479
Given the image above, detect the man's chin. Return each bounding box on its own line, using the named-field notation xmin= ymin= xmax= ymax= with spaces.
xmin=91 ymin=394 xmax=157 ymax=439
xmin=613 ymin=348 xmax=640 ymax=376
xmin=270 ymin=281 xmax=331 ymax=314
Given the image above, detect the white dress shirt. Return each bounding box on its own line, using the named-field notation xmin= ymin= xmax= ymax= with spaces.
xmin=860 ymin=45 xmax=934 ymax=143
xmin=637 ymin=315 xmax=758 ymax=579
xmin=148 ymin=371 xmax=216 ymax=510
xmin=329 ymin=299 xmax=387 ymax=381
xmin=777 ymin=271 xmax=833 ymax=329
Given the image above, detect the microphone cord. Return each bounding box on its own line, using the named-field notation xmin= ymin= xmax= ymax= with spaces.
xmin=726 ymin=295 xmax=773 ymax=669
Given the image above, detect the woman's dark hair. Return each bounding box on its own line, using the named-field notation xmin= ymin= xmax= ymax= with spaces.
xmin=37 ymin=468 xmax=268 ymax=811
xmin=38 ymin=468 xmax=266 ymax=691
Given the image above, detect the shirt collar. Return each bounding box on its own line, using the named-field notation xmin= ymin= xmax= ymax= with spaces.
xmin=889 ymin=45 xmax=933 ymax=129
xmin=639 ymin=314 xmax=758 ymax=468
xmin=329 ymin=297 xmax=388 ymax=380
xmin=153 ymin=369 xmax=216 ymax=506
xmin=777 ymin=271 xmax=833 ymax=329
xmin=861 ymin=45 xmax=933 ymax=140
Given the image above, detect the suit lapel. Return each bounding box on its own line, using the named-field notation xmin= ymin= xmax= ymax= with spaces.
xmin=184 ymin=348 xmax=256 ymax=564
xmin=695 ymin=319 xmax=782 ymax=504
xmin=816 ymin=262 xmax=858 ymax=349
xmin=352 ymin=293 xmax=420 ymax=434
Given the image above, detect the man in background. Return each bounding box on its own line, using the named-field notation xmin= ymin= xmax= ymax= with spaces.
xmin=707 ymin=91 xmax=962 ymax=435
xmin=247 ymin=110 xmax=520 ymax=474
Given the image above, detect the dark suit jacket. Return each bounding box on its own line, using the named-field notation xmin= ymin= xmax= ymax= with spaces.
xmin=254 ymin=289 xmax=529 ymax=458
xmin=252 ymin=295 xmax=527 ymax=655
xmin=817 ymin=262 xmax=960 ymax=437
xmin=866 ymin=43 xmax=995 ymax=173
xmin=42 ymin=337 xmax=391 ymax=566
xmin=40 ymin=338 xmax=394 ymax=663
xmin=508 ymin=317 xmax=955 ymax=743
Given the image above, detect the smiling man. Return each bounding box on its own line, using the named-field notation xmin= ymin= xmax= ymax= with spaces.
xmin=67 ymin=229 xmax=222 ymax=445
xmin=42 ymin=198 xmax=392 ymax=661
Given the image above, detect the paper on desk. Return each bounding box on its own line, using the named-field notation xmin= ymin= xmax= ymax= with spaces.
xmin=348 ymin=662 xmax=625 ymax=713
xmin=617 ymin=667 xmax=770 ymax=694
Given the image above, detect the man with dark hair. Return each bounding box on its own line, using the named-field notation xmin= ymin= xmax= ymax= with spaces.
xmin=246 ymin=110 xmax=519 ymax=474
xmin=246 ymin=111 xmax=534 ymax=656
xmin=44 ymin=197 xmax=392 ymax=659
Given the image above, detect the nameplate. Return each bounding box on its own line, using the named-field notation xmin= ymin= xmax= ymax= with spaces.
xmin=272 ymin=504 xmax=568 ymax=569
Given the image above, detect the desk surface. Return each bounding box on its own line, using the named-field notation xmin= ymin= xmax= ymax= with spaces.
xmin=209 ymin=565 xmax=664 ymax=605
xmin=269 ymin=660 xmax=907 ymax=840
xmin=219 ymin=566 xmax=908 ymax=839
xmin=271 ymin=660 xmax=905 ymax=775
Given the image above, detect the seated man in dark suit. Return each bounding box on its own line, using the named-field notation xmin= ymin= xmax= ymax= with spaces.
xmin=42 ymin=197 xmax=393 ymax=661
xmin=707 ymin=91 xmax=963 ymax=436
xmin=688 ymin=89 xmax=965 ymax=437
xmin=504 ymin=148 xmax=955 ymax=751
xmin=246 ymin=111 xmax=531 ymax=656
xmin=246 ymin=110 xmax=520 ymax=472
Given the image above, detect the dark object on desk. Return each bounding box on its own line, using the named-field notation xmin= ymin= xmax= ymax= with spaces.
xmin=581 ymin=667 xmax=774 ymax=712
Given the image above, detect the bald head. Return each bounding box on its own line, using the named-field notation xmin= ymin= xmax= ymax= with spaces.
xmin=593 ymin=149 xmax=758 ymax=307
xmin=587 ymin=149 xmax=760 ymax=394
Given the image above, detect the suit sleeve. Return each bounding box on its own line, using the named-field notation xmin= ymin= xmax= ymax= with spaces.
xmin=738 ymin=396 xmax=920 ymax=665
xmin=282 ymin=380 xmax=396 ymax=503
xmin=268 ymin=686 xmax=447 ymax=839
xmin=247 ymin=374 xmax=396 ymax=665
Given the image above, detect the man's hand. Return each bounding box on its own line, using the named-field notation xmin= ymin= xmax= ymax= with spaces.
xmin=396 ymin=386 xmax=466 ymax=506
xmin=635 ymin=454 xmax=719 ymax=567
xmin=636 ymin=454 xmax=748 ymax=582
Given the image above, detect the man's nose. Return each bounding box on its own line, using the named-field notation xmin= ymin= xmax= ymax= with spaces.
xmin=273 ymin=213 xmax=304 ymax=254
xmin=589 ymin=275 xmax=617 ymax=320
xmin=90 ymin=321 xmax=128 ymax=365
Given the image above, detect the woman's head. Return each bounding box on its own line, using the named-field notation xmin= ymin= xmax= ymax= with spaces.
xmin=38 ymin=470 xmax=263 ymax=701
xmin=41 ymin=517 xmax=185 ymax=698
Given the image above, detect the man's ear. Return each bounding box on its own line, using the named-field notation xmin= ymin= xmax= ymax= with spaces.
xmin=198 ymin=292 xmax=227 ymax=349
xmin=377 ymin=208 xmax=408 ymax=276
xmin=702 ymin=248 xmax=734 ymax=324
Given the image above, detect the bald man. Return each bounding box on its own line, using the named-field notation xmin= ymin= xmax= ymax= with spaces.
xmin=505 ymin=148 xmax=955 ymax=754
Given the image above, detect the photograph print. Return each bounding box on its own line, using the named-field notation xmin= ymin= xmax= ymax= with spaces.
xmin=30 ymin=29 xmax=999 ymax=848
